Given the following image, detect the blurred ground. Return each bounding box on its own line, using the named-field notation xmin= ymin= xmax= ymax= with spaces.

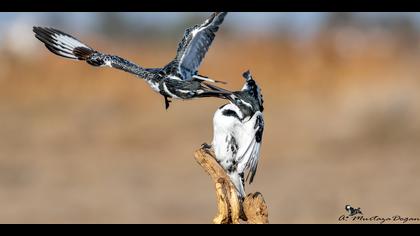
xmin=0 ymin=17 xmax=420 ymax=223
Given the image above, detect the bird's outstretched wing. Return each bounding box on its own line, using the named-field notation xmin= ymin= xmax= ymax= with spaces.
xmin=174 ymin=12 xmax=228 ymax=80
xmin=33 ymin=26 xmax=153 ymax=79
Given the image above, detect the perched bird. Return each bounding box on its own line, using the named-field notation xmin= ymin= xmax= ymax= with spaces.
xmin=33 ymin=12 xmax=229 ymax=109
xmin=345 ymin=205 xmax=363 ymax=216
xmin=210 ymin=70 xmax=264 ymax=199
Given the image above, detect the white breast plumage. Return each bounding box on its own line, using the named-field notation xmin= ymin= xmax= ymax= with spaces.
xmin=147 ymin=80 xmax=160 ymax=93
xmin=211 ymin=103 xmax=263 ymax=198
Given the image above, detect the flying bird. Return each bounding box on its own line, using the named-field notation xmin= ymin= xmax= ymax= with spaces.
xmin=209 ymin=70 xmax=264 ymax=199
xmin=33 ymin=12 xmax=229 ymax=109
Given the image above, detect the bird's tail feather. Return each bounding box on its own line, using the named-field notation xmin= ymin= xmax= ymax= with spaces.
xmin=228 ymin=172 xmax=245 ymax=199
xmin=72 ymin=46 xmax=95 ymax=61
xmin=33 ymin=26 xmax=96 ymax=61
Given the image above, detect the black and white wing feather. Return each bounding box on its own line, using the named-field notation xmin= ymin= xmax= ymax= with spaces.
xmin=174 ymin=12 xmax=228 ymax=80
xmin=246 ymin=113 xmax=264 ymax=183
xmin=236 ymin=111 xmax=264 ymax=184
xmin=33 ymin=26 xmax=152 ymax=78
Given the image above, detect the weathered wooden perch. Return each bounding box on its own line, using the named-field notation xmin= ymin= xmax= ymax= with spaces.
xmin=194 ymin=145 xmax=269 ymax=224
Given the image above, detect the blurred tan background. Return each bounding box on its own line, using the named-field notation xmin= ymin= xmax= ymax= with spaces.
xmin=0 ymin=12 xmax=420 ymax=223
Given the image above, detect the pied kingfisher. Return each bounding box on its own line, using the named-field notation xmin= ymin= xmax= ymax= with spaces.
xmin=33 ymin=12 xmax=229 ymax=109
xmin=209 ymin=70 xmax=264 ymax=199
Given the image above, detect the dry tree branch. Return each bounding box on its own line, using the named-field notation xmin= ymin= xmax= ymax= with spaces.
xmin=194 ymin=144 xmax=269 ymax=224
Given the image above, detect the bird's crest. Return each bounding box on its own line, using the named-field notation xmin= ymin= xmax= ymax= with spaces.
xmin=241 ymin=70 xmax=264 ymax=112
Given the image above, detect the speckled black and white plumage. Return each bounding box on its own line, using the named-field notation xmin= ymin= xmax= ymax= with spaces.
xmin=212 ymin=70 xmax=264 ymax=199
xmin=33 ymin=12 xmax=229 ymax=109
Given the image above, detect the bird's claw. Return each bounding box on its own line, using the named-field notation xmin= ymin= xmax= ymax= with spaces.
xmin=201 ymin=143 xmax=212 ymax=150
xmin=164 ymin=96 xmax=172 ymax=110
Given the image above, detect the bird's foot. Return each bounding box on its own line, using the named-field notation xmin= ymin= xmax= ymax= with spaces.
xmin=164 ymin=96 xmax=172 ymax=110
xmin=201 ymin=143 xmax=212 ymax=150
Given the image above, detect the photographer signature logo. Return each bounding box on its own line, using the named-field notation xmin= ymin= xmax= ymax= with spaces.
xmin=338 ymin=204 xmax=420 ymax=224
xmin=345 ymin=205 xmax=363 ymax=216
